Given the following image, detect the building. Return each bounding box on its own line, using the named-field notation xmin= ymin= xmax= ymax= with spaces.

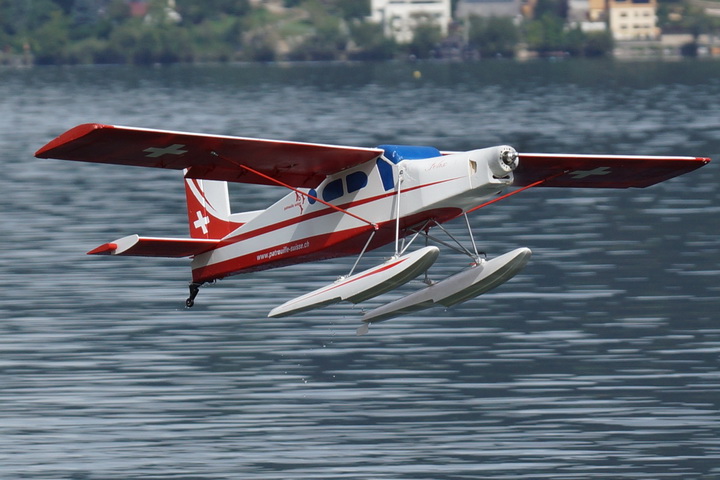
xmin=588 ymin=0 xmax=608 ymax=21
xmin=455 ymin=0 xmax=524 ymax=19
xmin=608 ymin=0 xmax=660 ymax=40
xmin=370 ymin=0 xmax=452 ymax=43
xmin=567 ymin=0 xmax=608 ymax=32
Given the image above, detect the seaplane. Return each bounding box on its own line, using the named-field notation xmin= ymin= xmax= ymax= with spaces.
xmin=36 ymin=123 xmax=710 ymax=334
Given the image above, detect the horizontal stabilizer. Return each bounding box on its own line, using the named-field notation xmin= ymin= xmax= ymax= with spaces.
xmin=88 ymin=234 xmax=219 ymax=258
xmin=361 ymin=247 xmax=531 ymax=325
xmin=268 ymin=246 xmax=440 ymax=318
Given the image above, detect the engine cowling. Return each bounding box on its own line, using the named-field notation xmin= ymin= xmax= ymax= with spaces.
xmin=496 ymin=146 xmax=519 ymax=176
xmin=467 ymin=145 xmax=519 ymax=182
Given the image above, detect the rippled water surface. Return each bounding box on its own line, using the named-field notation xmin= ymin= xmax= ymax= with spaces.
xmin=1 ymin=60 xmax=720 ymax=479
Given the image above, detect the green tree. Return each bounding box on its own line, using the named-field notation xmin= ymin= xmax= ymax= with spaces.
xmin=288 ymin=0 xmax=348 ymax=60
xmin=348 ymin=20 xmax=396 ymax=60
xmin=6 ymin=0 xmax=64 ymax=34
xmin=68 ymin=0 xmax=107 ymax=41
xmin=562 ymin=26 xmax=584 ymax=56
xmin=31 ymin=9 xmax=71 ymax=64
xmin=524 ymin=12 xmax=565 ymax=53
xmin=188 ymin=15 xmax=242 ymax=62
xmin=583 ymin=30 xmax=613 ymax=57
xmin=242 ymin=31 xmax=276 ymax=62
xmin=105 ymin=0 xmax=131 ymax=22
xmin=468 ymin=16 xmax=519 ymax=57
xmin=71 ymin=0 xmax=102 ymax=26
xmin=533 ymin=0 xmax=568 ymax=20
xmin=177 ymin=0 xmax=250 ymax=24
xmin=682 ymin=4 xmax=720 ymax=38
xmin=407 ymin=22 xmax=442 ymax=58
xmin=106 ymin=18 xmax=192 ymax=64
xmin=335 ymin=0 xmax=370 ymax=20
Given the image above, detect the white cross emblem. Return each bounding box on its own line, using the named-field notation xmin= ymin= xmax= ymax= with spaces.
xmin=570 ymin=167 xmax=611 ymax=179
xmin=193 ymin=210 xmax=210 ymax=234
xmin=144 ymin=144 xmax=188 ymax=158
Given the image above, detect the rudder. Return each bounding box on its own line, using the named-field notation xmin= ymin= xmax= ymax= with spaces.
xmin=184 ymin=177 xmax=242 ymax=239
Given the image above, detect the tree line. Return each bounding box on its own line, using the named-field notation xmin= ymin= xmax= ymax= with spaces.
xmin=0 ymin=0 xmax=628 ymax=65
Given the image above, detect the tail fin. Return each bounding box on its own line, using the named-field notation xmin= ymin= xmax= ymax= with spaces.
xmin=184 ymin=177 xmax=243 ymax=239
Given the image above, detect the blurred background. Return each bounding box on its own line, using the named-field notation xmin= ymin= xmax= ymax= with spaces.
xmin=2 ymin=0 xmax=720 ymax=66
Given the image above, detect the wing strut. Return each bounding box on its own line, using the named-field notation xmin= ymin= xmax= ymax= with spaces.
xmin=394 ymin=167 xmax=404 ymax=255
xmin=467 ymin=171 xmax=567 ymax=214
xmin=205 ymin=151 xmax=378 ymax=230
xmin=465 ymin=170 xmax=569 ymax=213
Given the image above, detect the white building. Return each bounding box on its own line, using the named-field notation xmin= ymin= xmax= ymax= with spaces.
xmin=371 ymin=0 xmax=452 ymax=43
xmin=609 ymin=0 xmax=660 ymax=40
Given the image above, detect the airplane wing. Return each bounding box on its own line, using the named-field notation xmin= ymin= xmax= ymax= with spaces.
xmin=35 ymin=123 xmax=384 ymax=188
xmin=514 ymin=153 xmax=710 ymax=188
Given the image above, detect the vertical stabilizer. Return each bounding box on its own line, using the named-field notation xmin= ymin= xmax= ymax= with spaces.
xmin=184 ymin=177 xmax=240 ymax=239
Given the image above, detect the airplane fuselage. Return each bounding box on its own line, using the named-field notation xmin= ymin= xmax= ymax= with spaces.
xmin=190 ymin=146 xmax=516 ymax=283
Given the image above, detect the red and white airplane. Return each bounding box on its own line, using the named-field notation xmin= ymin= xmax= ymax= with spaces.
xmin=36 ymin=123 xmax=710 ymax=333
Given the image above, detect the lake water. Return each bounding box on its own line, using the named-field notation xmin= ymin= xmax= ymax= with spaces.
xmin=1 ymin=60 xmax=720 ymax=479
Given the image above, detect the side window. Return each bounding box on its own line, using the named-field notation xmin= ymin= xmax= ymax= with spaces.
xmin=345 ymin=171 xmax=368 ymax=193
xmin=322 ymin=178 xmax=344 ymax=202
xmin=376 ymin=158 xmax=395 ymax=191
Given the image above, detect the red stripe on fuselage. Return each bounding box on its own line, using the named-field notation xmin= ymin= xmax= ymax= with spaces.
xmin=218 ymin=177 xmax=462 ymax=248
xmin=191 ymin=207 xmax=462 ymax=283
xmin=192 ymin=225 xmax=371 ymax=282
